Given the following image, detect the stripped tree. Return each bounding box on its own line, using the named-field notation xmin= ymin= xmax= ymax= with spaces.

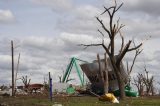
xmin=97 ymin=53 xmax=109 ymax=93
xmin=143 ymin=66 xmax=154 ymax=96
xmin=133 ymin=73 xmax=145 ymax=96
xmin=21 ymin=75 xmax=31 ymax=92
xmin=80 ymin=0 xmax=143 ymax=99
xmin=133 ymin=66 xmax=155 ymax=96
xmin=126 ymin=41 xmax=143 ymax=86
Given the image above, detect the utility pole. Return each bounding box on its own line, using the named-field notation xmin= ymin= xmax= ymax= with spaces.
xmin=11 ymin=40 xmax=14 ymax=96
xmin=49 ymin=72 xmax=52 ymax=101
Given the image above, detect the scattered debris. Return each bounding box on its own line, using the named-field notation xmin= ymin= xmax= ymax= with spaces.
xmin=52 ymin=104 xmax=62 ymax=106
xmin=52 ymin=83 xmax=69 ymax=93
xmin=66 ymin=84 xmax=75 ymax=95
xmin=89 ymin=90 xmax=119 ymax=103
xmin=99 ymin=93 xmax=119 ymax=103
xmin=0 ymin=103 xmax=9 ymax=106
xmin=80 ymin=57 xmax=127 ymax=94
xmin=0 ymin=89 xmax=12 ymax=96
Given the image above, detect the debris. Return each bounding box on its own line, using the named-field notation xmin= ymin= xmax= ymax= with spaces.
xmin=80 ymin=56 xmax=127 ymax=94
xmin=113 ymin=85 xmax=138 ymax=97
xmin=52 ymin=83 xmax=69 ymax=93
xmin=0 ymin=103 xmax=9 ymax=106
xmin=88 ymin=90 xmax=119 ymax=103
xmin=66 ymin=84 xmax=75 ymax=95
xmin=52 ymin=104 xmax=62 ymax=106
xmin=99 ymin=93 xmax=119 ymax=103
xmin=0 ymin=89 xmax=12 ymax=96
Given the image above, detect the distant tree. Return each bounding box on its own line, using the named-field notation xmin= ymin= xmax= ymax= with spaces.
xmin=80 ymin=0 xmax=143 ymax=99
xmin=21 ymin=75 xmax=31 ymax=92
xmin=58 ymin=75 xmax=62 ymax=83
xmin=58 ymin=69 xmax=75 ymax=83
xmin=133 ymin=66 xmax=155 ymax=96
xmin=0 ymin=85 xmax=8 ymax=91
xmin=142 ymin=66 xmax=155 ymax=96
xmin=133 ymin=73 xmax=145 ymax=96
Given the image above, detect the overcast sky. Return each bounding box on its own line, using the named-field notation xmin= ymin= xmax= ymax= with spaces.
xmin=0 ymin=0 xmax=160 ymax=89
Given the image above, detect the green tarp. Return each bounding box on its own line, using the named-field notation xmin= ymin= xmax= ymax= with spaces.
xmin=113 ymin=85 xmax=138 ymax=97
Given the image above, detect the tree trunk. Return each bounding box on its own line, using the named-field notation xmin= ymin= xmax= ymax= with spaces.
xmin=109 ymin=56 xmax=126 ymax=99
xmin=104 ymin=53 xmax=108 ymax=94
xmin=151 ymin=85 xmax=154 ymax=96
xmin=104 ymin=80 xmax=108 ymax=93
xmin=103 ymin=71 xmax=108 ymax=94
xmin=97 ymin=54 xmax=109 ymax=94
xmin=117 ymin=72 xmax=126 ymax=100
xmin=140 ymin=86 xmax=144 ymax=96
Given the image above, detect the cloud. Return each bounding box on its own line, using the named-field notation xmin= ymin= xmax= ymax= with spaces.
xmin=0 ymin=9 xmax=15 ymax=23
xmin=31 ymin=0 xmax=73 ymax=12
xmin=0 ymin=55 xmax=11 ymax=71
xmin=0 ymin=34 xmax=104 ymax=84
xmin=55 ymin=5 xmax=101 ymax=35
xmin=0 ymin=32 xmax=160 ymax=86
xmin=102 ymin=0 xmax=160 ymax=39
xmin=122 ymin=0 xmax=160 ymax=17
xmin=75 ymin=5 xmax=100 ymax=20
xmin=54 ymin=1 xmax=160 ymax=40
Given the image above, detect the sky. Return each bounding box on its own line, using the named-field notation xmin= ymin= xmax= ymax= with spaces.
xmin=0 ymin=0 xmax=160 ymax=90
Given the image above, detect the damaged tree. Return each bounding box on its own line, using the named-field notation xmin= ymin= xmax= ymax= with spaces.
xmin=126 ymin=42 xmax=142 ymax=86
xmin=133 ymin=73 xmax=145 ymax=96
xmin=143 ymin=66 xmax=155 ymax=96
xmin=80 ymin=0 xmax=143 ymax=99
xmin=97 ymin=53 xmax=109 ymax=93
xmin=133 ymin=66 xmax=155 ymax=96
xmin=21 ymin=75 xmax=31 ymax=92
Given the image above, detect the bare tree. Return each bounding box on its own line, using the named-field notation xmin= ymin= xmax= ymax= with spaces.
xmin=58 ymin=75 xmax=62 ymax=83
xmin=126 ymin=42 xmax=142 ymax=85
xmin=97 ymin=53 xmax=109 ymax=93
xmin=80 ymin=0 xmax=142 ymax=99
xmin=133 ymin=73 xmax=145 ymax=96
xmin=127 ymin=42 xmax=142 ymax=76
xmin=21 ymin=75 xmax=31 ymax=92
xmin=133 ymin=66 xmax=155 ymax=96
xmin=143 ymin=66 xmax=154 ymax=96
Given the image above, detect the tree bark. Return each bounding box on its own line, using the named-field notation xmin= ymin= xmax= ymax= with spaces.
xmin=116 ymin=66 xmax=126 ymax=99
xmin=104 ymin=53 xmax=108 ymax=93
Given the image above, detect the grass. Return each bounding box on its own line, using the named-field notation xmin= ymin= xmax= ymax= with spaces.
xmin=0 ymin=95 xmax=160 ymax=106
xmin=0 ymin=95 xmax=53 ymax=106
xmin=54 ymin=96 xmax=160 ymax=106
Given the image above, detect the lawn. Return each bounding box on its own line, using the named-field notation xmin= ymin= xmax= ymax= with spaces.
xmin=0 ymin=95 xmax=160 ymax=106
